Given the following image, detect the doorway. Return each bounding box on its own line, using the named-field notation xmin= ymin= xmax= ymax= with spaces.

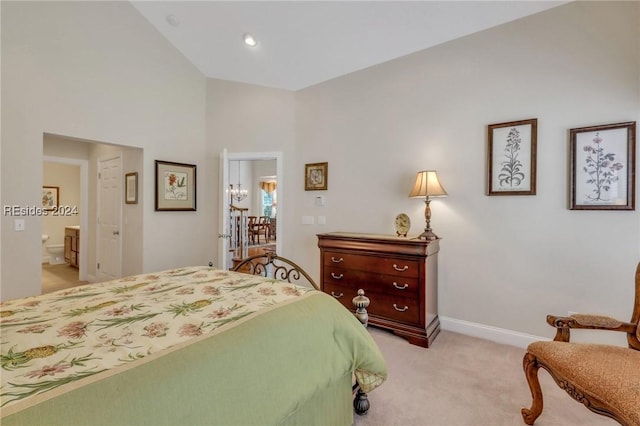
xmin=43 ymin=133 xmax=144 ymax=285
xmin=218 ymin=150 xmax=283 ymax=270
xmin=42 ymin=156 xmax=89 ymax=289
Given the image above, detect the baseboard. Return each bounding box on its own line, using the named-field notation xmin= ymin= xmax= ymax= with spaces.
xmin=440 ymin=316 xmax=548 ymax=349
xmin=42 ymin=256 xmax=50 ymax=264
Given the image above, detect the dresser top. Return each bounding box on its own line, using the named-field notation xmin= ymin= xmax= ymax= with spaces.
xmin=317 ymin=232 xmax=439 ymax=256
xmin=318 ymin=231 xmax=438 ymax=242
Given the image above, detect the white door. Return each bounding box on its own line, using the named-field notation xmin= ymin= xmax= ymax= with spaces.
xmin=97 ymin=156 xmax=122 ymax=281
xmin=218 ymin=150 xmax=283 ymax=270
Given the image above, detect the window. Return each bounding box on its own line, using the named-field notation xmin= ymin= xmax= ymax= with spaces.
xmin=262 ymin=189 xmax=274 ymax=217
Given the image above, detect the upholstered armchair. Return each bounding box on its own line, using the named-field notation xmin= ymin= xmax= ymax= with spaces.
xmin=522 ymin=262 xmax=640 ymax=426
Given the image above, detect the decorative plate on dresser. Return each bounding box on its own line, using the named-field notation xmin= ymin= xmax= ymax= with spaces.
xmin=317 ymin=232 xmax=440 ymax=347
xmin=394 ymin=213 xmax=410 ymax=237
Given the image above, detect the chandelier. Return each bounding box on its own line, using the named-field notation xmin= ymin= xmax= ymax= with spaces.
xmin=230 ymin=161 xmax=248 ymax=202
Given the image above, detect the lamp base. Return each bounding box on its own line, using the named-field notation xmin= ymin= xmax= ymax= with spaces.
xmin=414 ymin=229 xmax=439 ymax=241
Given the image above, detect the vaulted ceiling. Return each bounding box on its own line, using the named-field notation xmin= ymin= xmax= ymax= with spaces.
xmin=132 ymin=1 xmax=567 ymax=91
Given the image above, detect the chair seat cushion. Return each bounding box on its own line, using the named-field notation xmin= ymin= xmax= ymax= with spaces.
xmin=528 ymin=341 xmax=640 ymax=425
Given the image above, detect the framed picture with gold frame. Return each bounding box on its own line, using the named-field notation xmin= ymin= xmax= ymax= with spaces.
xmin=125 ymin=172 xmax=138 ymax=204
xmin=304 ymin=162 xmax=328 ymax=191
xmin=42 ymin=186 xmax=59 ymax=211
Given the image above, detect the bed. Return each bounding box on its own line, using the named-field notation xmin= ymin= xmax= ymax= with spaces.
xmin=1 ymin=265 xmax=387 ymax=425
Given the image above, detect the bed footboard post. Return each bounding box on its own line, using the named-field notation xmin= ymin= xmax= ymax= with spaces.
xmin=353 ymin=388 xmax=370 ymax=415
xmin=352 ymin=289 xmax=370 ymax=327
xmin=352 ymin=289 xmax=371 ymax=415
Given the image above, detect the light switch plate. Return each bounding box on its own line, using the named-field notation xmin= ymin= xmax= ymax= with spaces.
xmin=14 ymin=219 xmax=25 ymax=231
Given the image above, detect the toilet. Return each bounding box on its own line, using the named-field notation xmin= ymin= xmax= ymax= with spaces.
xmin=43 ymin=234 xmax=66 ymax=265
xmin=47 ymin=245 xmax=65 ymax=264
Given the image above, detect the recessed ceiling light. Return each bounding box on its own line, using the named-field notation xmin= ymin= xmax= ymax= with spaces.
xmin=166 ymin=15 xmax=180 ymax=27
xmin=243 ymin=33 xmax=258 ymax=47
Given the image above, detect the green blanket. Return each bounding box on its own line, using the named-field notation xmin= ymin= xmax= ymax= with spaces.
xmin=2 ymin=270 xmax=386 ymax=425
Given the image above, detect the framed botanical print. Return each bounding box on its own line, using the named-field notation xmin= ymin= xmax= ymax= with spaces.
xmin=155 ymin=160 xmax=197 ymax=211
xmin=487 ymin=118 xmax=537 ymax=196
xmin=125 ymin=172 xmax=138 ymax=204
xmin=304 ymin=162 xmax=328 ymax=191
xmin=569 ymin=121 xmax=635 ymax=210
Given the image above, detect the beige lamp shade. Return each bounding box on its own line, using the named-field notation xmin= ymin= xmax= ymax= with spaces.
xmin=409 ymin=170 xmax=447 ymax=198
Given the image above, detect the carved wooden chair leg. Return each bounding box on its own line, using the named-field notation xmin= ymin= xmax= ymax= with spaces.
xmin=521 ymin=352 xmax=544 ymax=425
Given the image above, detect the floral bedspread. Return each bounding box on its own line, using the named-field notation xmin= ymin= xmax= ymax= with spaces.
xmin=0 ymin=266 xmax=313 ymax=410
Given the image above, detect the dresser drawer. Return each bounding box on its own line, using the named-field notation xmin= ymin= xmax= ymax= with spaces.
xmin=323 ymin=282 xmax=420 ymax=325
xmin=323 ymin=251 xmax=420 ymax=278
xmin=322 ymin=267 xmax=419 ymax=296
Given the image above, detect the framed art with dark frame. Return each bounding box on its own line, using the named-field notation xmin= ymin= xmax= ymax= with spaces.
xmin=304 ymin=162 xmax=328 ymax=191
xmin=155 ymin=160 xmax=197 ymax=211
xmin=125 ymin=172 xmax=138 ymax=204
xmin=569 ymin=121 xmax=636 ymax=211
xmin=42 ymin=186 xmax=59 ymax=211
xmin=487 ymin=118 xmax=537 ymax=196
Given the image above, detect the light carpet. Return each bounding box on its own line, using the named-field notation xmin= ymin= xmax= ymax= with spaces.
xmin=355 ymin=328 xmax=616 ymax=426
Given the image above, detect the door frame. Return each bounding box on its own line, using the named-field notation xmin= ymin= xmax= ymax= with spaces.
xmin=43 ymin=155 xmax=89 ymax=281
xmin=219 ymin=150 xmax=283 ymax=269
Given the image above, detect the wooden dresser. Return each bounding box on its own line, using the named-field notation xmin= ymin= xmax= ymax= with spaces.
xmin=317 ymin=232 xmax=440 ymax=347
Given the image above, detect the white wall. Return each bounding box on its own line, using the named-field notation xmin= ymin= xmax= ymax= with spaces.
xmin=293 ymin=1 xmax=640 ymax=342
xmin=1 ymin=1 xmax=208 ymax=300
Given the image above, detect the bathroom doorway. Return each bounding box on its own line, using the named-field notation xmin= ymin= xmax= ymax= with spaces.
xmin=42 ymin=156 xmax=89 ymax=293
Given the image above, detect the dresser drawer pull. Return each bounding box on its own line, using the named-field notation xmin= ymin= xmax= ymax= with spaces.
xmin=331 ymin=256 xmax=344 ymax=263
xmin=393 ymin=282 xmax=409 ymax=290
xmin=330 ymin=273 xmax=344 ymax=280
xmin=392 ymin=264 xmax=409 ymax=272
xmin=331 ymin=291 xmax=344 ymax=299
xmin=393 ymin=304 xmax=409 ymax=312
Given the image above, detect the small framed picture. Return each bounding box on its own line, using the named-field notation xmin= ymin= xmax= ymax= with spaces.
xmin=569 ymin=121 xmax=635 ymax=210
xmin=42 ymin=186 xmax=59 ymax=211
xmin=155 ymin=160 xmax=197 ymax=211
xmin=305 ymin=162 xmax=328 ymax=191
xmin=487 ymin=118 xmax=537 ymax=196
xmin=125 ymin=172 xmax=138 ymax=204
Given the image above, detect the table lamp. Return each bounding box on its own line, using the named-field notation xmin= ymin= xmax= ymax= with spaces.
xmin=409 ymin=170 xmax=447 ymax=241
